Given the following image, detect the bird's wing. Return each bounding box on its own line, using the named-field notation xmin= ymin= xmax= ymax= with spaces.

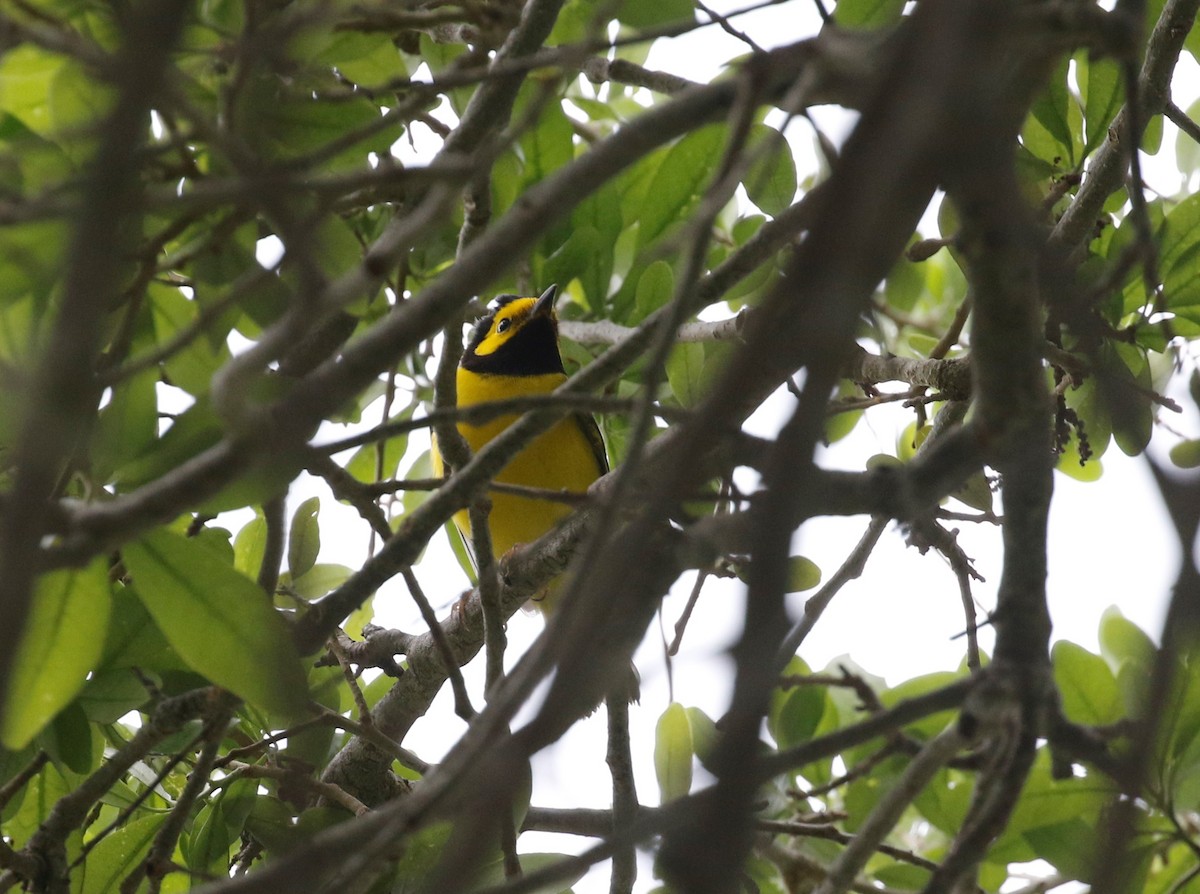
xmin=575 ymin=412 xmax=610 ymax=476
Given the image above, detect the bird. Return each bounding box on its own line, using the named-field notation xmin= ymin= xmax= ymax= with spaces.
xmin=431 ymin=283 xmax=608 ymax=612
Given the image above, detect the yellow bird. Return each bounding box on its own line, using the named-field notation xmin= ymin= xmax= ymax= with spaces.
xmin=432 ymin=284 xmax=608 ymax=610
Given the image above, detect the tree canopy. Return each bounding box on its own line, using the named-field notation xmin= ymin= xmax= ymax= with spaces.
xmin=2 ymin=0 xmax=1200 ymax=893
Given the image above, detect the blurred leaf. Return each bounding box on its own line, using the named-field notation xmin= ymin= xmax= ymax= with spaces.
xmin=78 ymin=669 xmax=150 ymax=724
xmin=635 ymin=124 xmax=726 ymax=251
xmin=123 ymin=529 xmax=309 ymax=720
xmin=914 ymin=768 xmax=974 ymax=835
xmin=571 ymin=181 xmax=622 ymax=312
xmin=633 ymin=260 xmax=674 ymax=322
xmin=187 ymin=778 xmax=257 ymax=874
xmin=148 ymin=283 xmax=232 ymax=396
xmin=0 ymin=219 xmax=65 ymax=305
xmin=684 ymin=706 xmax=718 ymax=769
xmin=79 ymin=813 xmax=166 ymax=894
xmin=288 ymin=496 xmax=321 ymax=579
xmin=237 ymin=74 xmax=396 ymax=172
xmin=879 ymin=671 xmax=964 ymax=741
xmin=93 ymin=370 xmax=159 ymax=481
xmin=655 ymin=702 xmax=693 ymax=803
xmin=41 ymin=702 xmax=95 ymax=774
xmin=743 ymin=125 xmax=797 ymax=217
xmin=834 ymin=0 xmax=905 ymax=28
xmin=521 ymin=99 xmax=574 ymax=187
xmin=1063 ymin=375 xmax=1112 ymax=462
xmin=617 ymin=0 xmax=693 ymax=27
xmin=540 ymin=224 xmax=601 ymax=298
xmin=1056 ymin=436 xmax=1103 ymax=482
xmin=2 ymin=558 xmax=111 ymax=750
xmin=1098 ymin=608 xmax=1155 ymax=683
xmin=953 ymin=471 xmax=993 ymax=513
xmin=769 ymin=678 xmax=827 ymax=751
xmin=234 ymin=513 xmax=268 ymax=579
xmin=0 ymin=45 xmax=62 ymax=137
xmin=666 ymin=341 xmax=705 ymax=407
xmin=1079 ymin=54 xmax=1122 ymax=154
xmin=1169 ymin=438 xmax=1200 ymax=468
xmin=1024 ymin=59 xmax=1078 ymax=167
xmin=785 ymin=556 xmax=821 ymax=593
xmin=1053 ymin=640 xmax=1122 ymax=726
xmin=284 ymin=563 xmax=354 ymax=600
xmin=1023 ymin=817 xmax=1098 ymax=882
xmin=114 ymin=396 xmax=222 ymax=490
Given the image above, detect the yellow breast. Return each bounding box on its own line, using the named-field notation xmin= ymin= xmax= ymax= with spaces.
xmin=433 ymin=367 xmax=605 ymax=608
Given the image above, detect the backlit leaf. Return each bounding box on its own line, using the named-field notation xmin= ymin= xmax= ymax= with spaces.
xmin=123 ymin=529 xmax=308 ymax=719
xmin=1 ymin=558 xmax=111 ymax=750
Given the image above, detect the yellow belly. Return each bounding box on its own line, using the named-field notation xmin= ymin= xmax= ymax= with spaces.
xmin=432 ymin=369 xmax=604 ymax=608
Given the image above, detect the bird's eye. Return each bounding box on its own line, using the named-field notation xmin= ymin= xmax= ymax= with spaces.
xmin=496 ymin=318 xmax=512 ymax=334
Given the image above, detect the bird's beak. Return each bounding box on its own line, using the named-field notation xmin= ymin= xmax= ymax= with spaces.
xmin=532 ymin=284 xmax=558 ymax=319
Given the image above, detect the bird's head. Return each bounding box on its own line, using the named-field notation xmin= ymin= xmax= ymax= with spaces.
xmin=462 ymin=284 xmax=564 ymax=375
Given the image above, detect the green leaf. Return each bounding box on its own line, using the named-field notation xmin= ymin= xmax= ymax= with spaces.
xmin=93 ymin=370 xmax=159 ymax=481
xmin=1025 ymin=60 xmax=1078 ymax=167
xmin=571 ymin=181 xmax=622 ymax=313
xmin=122 ymin=529 xmax=309 ymax=719
xmin=77 ymin=669 xmax=150 ymax=723
xmin=1024 ymin=817 xmax=1098 ymax=882
xmin=684 ymin=707 xmax=718 ymax=769
xmin=914 ymin=768 xmax=974 ymax=835
xmin=344 ymin=434 xmax=409 ymax=485
xmin=187 ymin=779 xmax=257 ymax=874
xmin=0 ymin=219 xmax=66 ymax=305
xmin=994 ymin=753 xmax=1113 ymax=858
xmin=617 ymin=0 xmax=693 ymax=28
xmin=287 ymin=563 xmax=354 ymax=600
xmin=314 ymin=31 xmax=406 ymax=86
xmin=666 ymin=341 xmax=705 ymax=407
xmin=880 ymin=671 xmax=963 ymax=741
xmin=79 ymin=813 xmax=166 ymax=894
xmin=237 ymin=74 xmax=396 ymax=172
xmin=114 ymin=395 xmax=223 ymax=490
xmin=2 ymin=558 xmax=112 ymax=750
xmin=1169 ymin=438 xmax=1200 ymax=468
xmin=633 ymin=260 xmax=674 ymax=322
xmin=1064 ymin=375 xmax=1113 ymax=462
xmin=654 ymin=702 xmax=693 ymax=802
xmin=148 ymin=283 xmax=232 ymax=396
xmin=48 ymin=57 xmax=113 ymax=146
xmin=1176 ymin=97 xmax=1200 ymax=178
xmin=42 ymin=702 xmax=96 ymax=774
xmin=1168 ymin=722 xmax=1200 ymax=810
xmin=744 ymin=855 xmax=788 ymax=894
xmin=769 ymin=679 xmax=827 ymax=750
xmin=1108 ymin=343 xmax=1153 ymax=457
xmin=1053 ymin=640 xmax=1122 ymax=725
xmin=635 ymin=124 xmax=726 ymax=251
xmin=96 ymin=589 xmax=185 ymax=674
xmin=952 ymin=471 xmax=994 ymax=513
xmin=1080 ymin=55 xmax=1123 ymax=154
xmin=743 ymin=125 xmax=797 ymax=217
xmin=1056 ymin=436 xmax=1103 ymax=482
xmin=834 ymin=0 xmax=905 ymax=28
xmin=288 ymin=496 xmax=321 ymax=579
xmin=540 ymin=224 xmax=601 ymax=298
xmin=0 ymin=45 xmax=62 ymax=137
xmin=785 ymin=556 xmax=821 ymax=593
xmin=5 ymin=761 xmax=74 ymax=848
xmin=234 ymin=514 xmax=268 ymax=579
xmin=521 ymin=100 xmax=574 ymax=187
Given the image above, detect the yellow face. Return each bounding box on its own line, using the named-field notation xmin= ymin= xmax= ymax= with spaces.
xmin=470 ymin=297 xmax=540 ymax=358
